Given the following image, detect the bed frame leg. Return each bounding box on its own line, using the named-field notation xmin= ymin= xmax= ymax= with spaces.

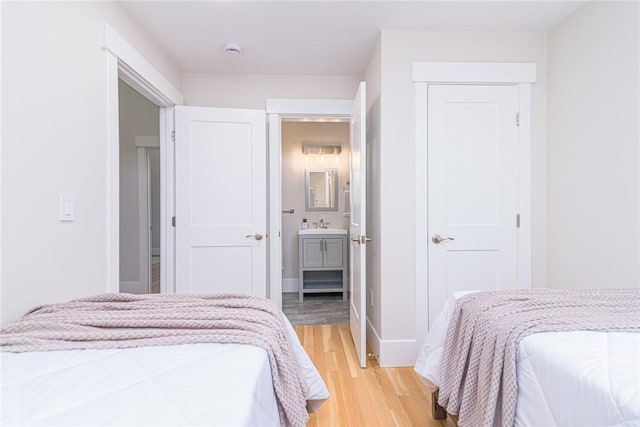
xmin=431 ymin=389 xmax=447 ymax=420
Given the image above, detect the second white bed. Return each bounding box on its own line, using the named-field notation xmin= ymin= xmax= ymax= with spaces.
xmin=415 ymin=292 xmax=640 ymax=427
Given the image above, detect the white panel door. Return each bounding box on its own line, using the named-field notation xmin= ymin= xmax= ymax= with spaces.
xmin=349 ymin=82 xmax=367 ymax=368
xmin=428 ymin=85 xmax=519 ymax=325
xmin=175 ymin=106 xmax=266 ymax=297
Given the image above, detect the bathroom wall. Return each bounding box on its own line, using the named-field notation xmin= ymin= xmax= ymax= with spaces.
xmin=281 ymin=121 xmax=351 ymax=292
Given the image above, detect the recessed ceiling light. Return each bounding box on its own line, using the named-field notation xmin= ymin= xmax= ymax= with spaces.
xmin=223 ymin=42 xmax=242 ymax=55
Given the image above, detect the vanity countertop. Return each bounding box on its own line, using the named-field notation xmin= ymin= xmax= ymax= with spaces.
xmin=298 ymin=228 xmax=347 ymax=236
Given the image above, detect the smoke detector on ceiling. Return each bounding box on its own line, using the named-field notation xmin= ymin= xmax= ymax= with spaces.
xmin=223 ymin=42 xmax=242 ymax=55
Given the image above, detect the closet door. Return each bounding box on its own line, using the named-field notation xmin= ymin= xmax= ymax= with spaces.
xmin=427 ymin=85 xmax=519 ymax=324
xmin=175 ymin=106 xmax=266 ymax=297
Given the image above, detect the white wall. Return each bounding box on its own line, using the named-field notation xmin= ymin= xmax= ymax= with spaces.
xmin=365 ymin=36 xmax=382 ymax=111
xmin=182 ymin=73 xmax=361 ymax=109
xmin=547 ymin=2 xmax=640 ymax=289
xmin=118 ymin=80 xmax=159 ymax=287
xmin=281 ymin=122 xmax=350 ymax=291
xmin=1 ymin=2 xmax=181 ymax=325
xmin=377 ymin=30 xmax=548 ymax=365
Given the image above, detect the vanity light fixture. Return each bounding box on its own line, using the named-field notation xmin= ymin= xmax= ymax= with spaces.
xmin=301 ymin=145 xmax=342 ymax=156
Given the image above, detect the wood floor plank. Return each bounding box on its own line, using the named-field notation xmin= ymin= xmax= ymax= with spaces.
xmin=295 ymin=324 xmax=448 ymax=427
xmin=337 ymin=325 xmax=360 ymax=378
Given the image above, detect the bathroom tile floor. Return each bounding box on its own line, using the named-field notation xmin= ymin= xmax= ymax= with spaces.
xmin=282 ymin=292 xmax=349 ymax=325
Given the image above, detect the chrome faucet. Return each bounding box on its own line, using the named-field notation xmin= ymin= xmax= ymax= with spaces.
xmin=318 ymin=217 xmax=329 ymax=229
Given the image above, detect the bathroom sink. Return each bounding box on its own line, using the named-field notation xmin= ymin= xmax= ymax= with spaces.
xmin=298 ymin=228 xmax=347 ymax=235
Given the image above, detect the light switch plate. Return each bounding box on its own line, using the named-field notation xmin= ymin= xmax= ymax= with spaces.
xmin=60 ymin=194 xmax=75 ymax=221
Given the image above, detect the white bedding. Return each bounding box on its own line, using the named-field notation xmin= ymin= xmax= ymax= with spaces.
xmin=1 ymin=315 xmax=328 ymax=426
xmin=415 ymin=292 xmax=640 ymax=427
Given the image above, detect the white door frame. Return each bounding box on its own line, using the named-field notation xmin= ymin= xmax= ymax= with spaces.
xmin=266 ymin=99 xmax=353 ymax=308
xmin=413 ymin=62 xmax=536 ymax=341
xmin=136 ymin=137 xmax=160 ymax=293
xmin=102 ymin=24 xmax=183 ymax=294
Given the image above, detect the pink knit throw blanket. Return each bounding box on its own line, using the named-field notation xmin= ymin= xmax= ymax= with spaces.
xmin=0 ymin=293 xmax=310 ymax=427
xmin=438 ymin=288 xmax=640 ymax=427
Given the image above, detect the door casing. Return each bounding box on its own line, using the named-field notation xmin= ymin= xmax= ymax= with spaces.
xmin=103 ymin=23 xmax=182 ymax=295
xmin=266 ymin=99 xmax=353 ymax=309
xmin=413 ymin=62 xmax=536 ymax=346
xmin=135 ymin=138 xmax=160 ymax=294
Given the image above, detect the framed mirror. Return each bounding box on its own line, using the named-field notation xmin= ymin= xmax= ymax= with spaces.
xmin=305 ymin=168 xmax=338 ymax=211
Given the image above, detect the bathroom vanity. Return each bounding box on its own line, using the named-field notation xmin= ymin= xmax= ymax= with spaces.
xmin=298 ymin=229 xmax=348 ymax=302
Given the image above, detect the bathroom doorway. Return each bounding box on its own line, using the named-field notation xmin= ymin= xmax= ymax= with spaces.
xmin=280 ymin=119 xmax=351 ymax=325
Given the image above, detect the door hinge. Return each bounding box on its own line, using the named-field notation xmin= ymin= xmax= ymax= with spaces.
xmin=516 ymin=214 xmax=520 ymax=228
xmin=516 ymin=112 xmax=520 ymax=127
xmin=172 ymin=216 xmax=176 ymax=227
xmin=171 ymin=130 xmax=175 ymax=142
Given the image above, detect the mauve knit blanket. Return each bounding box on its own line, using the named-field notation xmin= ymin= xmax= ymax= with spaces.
xmin=0 ymin=293 xmax=310 ymax=427
xmin=437 ymin=288 xmax=640 ymax=427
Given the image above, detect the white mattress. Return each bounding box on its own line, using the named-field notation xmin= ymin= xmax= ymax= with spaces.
xmin=415 ymin=292 xmax=640 ymax=427
xmin=2 ymin=316 xmax=329 ymax=426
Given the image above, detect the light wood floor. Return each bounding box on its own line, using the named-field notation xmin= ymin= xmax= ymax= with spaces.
xmin=294 ymin=324 xmax=454 ymax=427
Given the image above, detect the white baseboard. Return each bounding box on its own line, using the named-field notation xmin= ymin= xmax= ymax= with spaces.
xmin=283 ymin=278 xmax=299 ymax=292
xmin=367 ymin=317 xmax=419 ymax=367
xmin=378 ymin=338 xmax=419 ymax=367
xmin=120 ymin=281 xmax=147 ymax=294
xmin=152 ymin=248 xmax=160 ymax=256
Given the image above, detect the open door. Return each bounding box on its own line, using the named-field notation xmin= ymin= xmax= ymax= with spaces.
xmin=175 ymin=106 xmax=267 ymax=297
xmin=349 ymin=82 xmax=367 ymax=368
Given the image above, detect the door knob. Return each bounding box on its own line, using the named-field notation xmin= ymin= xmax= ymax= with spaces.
xmin=432 ymin=234 xmax=454 ymax=244
xmin=246 ymin=233 xmax=264 ymax=241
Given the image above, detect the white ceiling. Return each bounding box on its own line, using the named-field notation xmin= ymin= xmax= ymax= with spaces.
xmin=119 ymin=1 xmax=585 ymax=76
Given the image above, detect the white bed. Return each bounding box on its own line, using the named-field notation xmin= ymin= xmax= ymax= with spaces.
xmin=415 ymin=292 xmax=640 ymax=427
xmin=1 ymin=315 xmax=328 ymax=426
